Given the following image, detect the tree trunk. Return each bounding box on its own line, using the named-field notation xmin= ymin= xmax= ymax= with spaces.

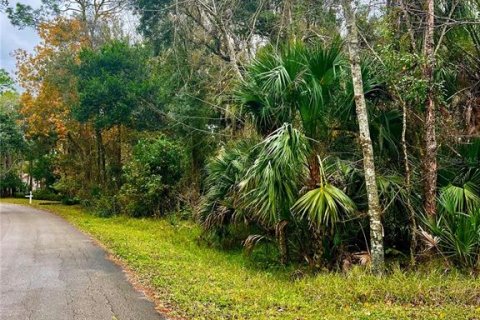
xmin=275 ymin=0 xmax=293 ymax=46
xmin=29 ymin=160 xmax=33 ymax=191
xmin=401 ymin=100 xmax=417 ymax=265
xmin=399 ymin=0 xmax=417 ymax=52
xmin=342 ymin=0 xmax=384 ymax=274
xmin=95 ymin=128 xmax=106 ymax=185
xmin=307 ymin=153 xmax=320 ymax=189
xmin=422 ymin=0 xmax=437 ymax=219
xmin=276 ymin=220 xmax=289 ymax=265
xmin=114 ymin=125 xmax=123 ymax=190
xmin=311 ymin=227 xmax=324 ymax=268
xmin=216 ymin=17 xmax=243 ymax=81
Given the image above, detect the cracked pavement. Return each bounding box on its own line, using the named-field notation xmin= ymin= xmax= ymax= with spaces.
xmin=0 ymin=203 xmax=165 ymax=320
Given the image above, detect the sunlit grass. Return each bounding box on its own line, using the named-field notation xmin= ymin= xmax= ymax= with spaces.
xmin=2 ymin=198 xmax=479 ymax=319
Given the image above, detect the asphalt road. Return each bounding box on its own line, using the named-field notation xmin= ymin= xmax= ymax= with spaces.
xmin=0 ymin=203 xmax=165 ymax=320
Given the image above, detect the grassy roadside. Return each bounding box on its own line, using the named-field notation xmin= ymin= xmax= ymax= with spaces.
xmin=2 ymin=198 xmax=479 ymax=319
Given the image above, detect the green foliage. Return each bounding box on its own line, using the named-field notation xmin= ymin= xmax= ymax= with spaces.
xmin=5 ymin=2 xmax=44 ymax=28
xmin=0 ymin=68 xmax=15 ymax=94
xmin=149 ymin=49 xmax=220 ymax=174
xmin=425 ymin=207 xmax=480 ymax=270
xmin=420 ymin=138 xmax=480 ymax=270
xmin=292 ymin=157 xmax=356 ymax=231
xmin=440 ymin=183 xmax=480 ymax=215
xmin=368 ymin=110 xmax=402 ymax=160
xmin=131 ymin=0 xmax=280 ymax=54
xmin=130 ymin=0 xmax=174 ymax=53
xmin=74 ymin=40 xmax=158 ymax=130
xmin=30 ymin=153 xmax=57 ymax=188
xmin=53 ymin=174 xmax=82 ymax=201
xmin=7 ymin=0 xmax=480 ymax=279
xmin=237 ymin=40 xmax=344 ymax=137
xmin=241 ymin=123 xmax=309 ymax=225
xmin=0 ymin=171 xmax=24 ymax=195
xmin=0 ymin=104 xmax=25 ymax=196
xmin=439 ymin=139 xmax=480 ymax=191
xmin=0 ymin=108 xmax=24 ymax=154
xmin=119 ymin=136 xmax=185 ymax=217
xmin=199 ymin=139 xmax=257 ymax=234
xmin=32 ymin=188 xmax=62 ymax=201
xmin=438 ymin=139 xmax=480 ymax=213
xmin=92 ymin=194 xmax=121 ymax=217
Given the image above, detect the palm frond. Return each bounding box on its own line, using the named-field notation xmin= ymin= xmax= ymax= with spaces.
xmin=423 ymin=208 xmax=480 ymax=268
xmin=440 ymin=182 xmax=480 ymax=214
xmin=243 ymin=234 xmax=272 ymax=256
xmin=292 ymin=156 xmax=356 ymax=230
xmin=237 ymin=41 xmax=345 ymax=139
xmin=292 ymin=183 xmax=356 ymax=230
xmin=418 ymin=227 xmax=440 ymax=251
xmin=241 ymin=123 xmax=309 ymax=225
xmin=199 ymin=140 xmax=257 ymax=231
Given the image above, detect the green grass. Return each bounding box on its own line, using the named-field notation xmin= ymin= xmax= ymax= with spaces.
xmin=2 ymin=198 xmax=479 ymax=319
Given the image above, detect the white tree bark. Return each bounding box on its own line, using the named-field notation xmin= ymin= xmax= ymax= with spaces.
xmin=342 ymin=0 xmax=384 ymax=274
xmin=422 ymin=0 xmax=437 ymax=219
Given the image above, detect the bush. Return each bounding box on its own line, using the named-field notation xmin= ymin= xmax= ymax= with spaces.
xmin=198 ymin=138 xmax=260 ymax=248
xmin=423 ymin=207 xmax=480 ymax=270
xmin=61 ymin=197 xmax=81 ymax=205
xmin=32 ymin=188 xmax=62 ymax=201
xmin=52 ymin=176 xmax=84 ymax=205
xmin=0 ymin=170 xmax=24 ymax=197
xmin=92 ymin=195 xmax=120 ymax=217
xmin=53 ymin=176 xmax=82 ymax=201
xmin=422 ymin=179 xmax=480 ymax=270
xmin=119 ymin=136 xmax=185 ymax=217
xmin=421 ymin=147 xmax=480 ymax=270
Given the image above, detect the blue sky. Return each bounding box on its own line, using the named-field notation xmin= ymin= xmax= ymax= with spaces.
xmin=1 ymin=0 xmax=42 ymax=84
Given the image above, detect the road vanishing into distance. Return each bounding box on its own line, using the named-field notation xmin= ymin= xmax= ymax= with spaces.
xmin=0 ymin=203 xmax=165 ymax=320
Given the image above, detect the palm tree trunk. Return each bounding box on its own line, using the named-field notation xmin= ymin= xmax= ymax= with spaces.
xmin=422 ymin=0 xmax=437 ymax=219
xmin=307 ymin=153 xmax=320 ymax=189
xmin=311 ymin=227 xmax=324 ymax=268
xmin=276 ymin=220 xmax=289 ymax=265
xmin=342 ymin=0 xmax=384 ymax=274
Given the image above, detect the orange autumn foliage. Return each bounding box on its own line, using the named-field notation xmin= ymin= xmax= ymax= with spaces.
xmin=20 ymin=83 xmax=70 ymax=138
xmin=16 ymin=18 xmax=88 ymax=139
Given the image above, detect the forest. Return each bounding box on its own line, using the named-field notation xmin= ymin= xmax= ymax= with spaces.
xmin=1 ymin=0 xmax=479 ymax=282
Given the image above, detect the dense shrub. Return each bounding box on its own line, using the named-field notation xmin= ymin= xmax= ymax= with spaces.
xmin=30 ymin=154 xmax=57 ymax=188
xmin=421 ymin=142 xmax=480 ymax=270
xmin=52 ymin=176 xmax=84 ymax=205
xmin=0 ymin=170 xmax=24 ymax=197
xmin=199 ymin=140 xmax=255 ymax=232
xmin=198 ymin=139 xmax=260 ymax=248
xmin=92 ymin=195 xmax=120 ymax=217
xmin=53 ymin=176 xmax=82 ymax=201
xmin=0 ymin=107 xmax=25 ymax=197
xmin=32 ymin=188 xmax=62 ymax=201
xmin=423 ymin=207 xmax=480 ymax=270
xmin=119 ymin=136 xmax=185 ymax=217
